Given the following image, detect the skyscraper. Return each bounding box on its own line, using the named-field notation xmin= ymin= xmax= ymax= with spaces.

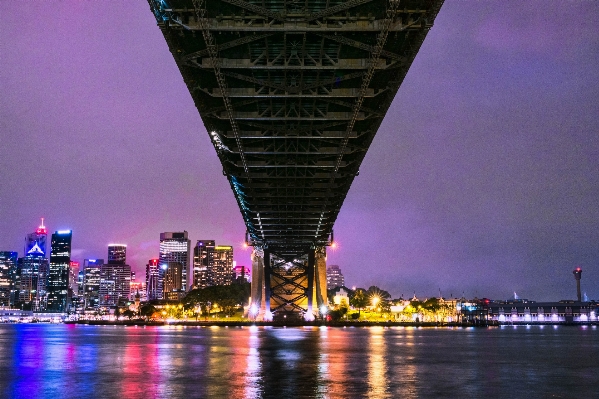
xmin=193 ymin=240 xmax=215 ymax=289
xmin=99 ymin=263 xmax=131 ymax=307
xmin=81 ymin=259 xmax=103 ymax=310
xmin=0 ymin=252 xmax=18 ymax=307
xmin=146 ymin=258 xmax=160 ymax=300
xmin=100 ymin=244 xmax=131 ymax=307
xmin=326 ymin=265 xmax=345 ymax=290
xmin=47 ymin=230 xmax=72 ymax=312
xmin=107 ymin=244 xmax=126 ymax=264
xmin=159 ymin=232 xmax=190 ymax=296
xmin=25 ymin=218 xmax=47 ymax=258
xmin=15 ymin=256 xmax=48 ymax=311
xmin=15 ymin=219 xmax=50 ymax=311
xmin=212 ymin=246 xmax=234 ymax=286
xmin=192 ymin=241 xmax=234 ymax=288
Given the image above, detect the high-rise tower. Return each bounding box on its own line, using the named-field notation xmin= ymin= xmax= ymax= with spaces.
xmin=146 ymin=258 xmax=160 ymax=300
xmin=15 ymin=220 xmax=50 ymax=310
xmin=193 ymin=240 xmax=215 ymax=289
xmin=25 ymin=218 xmax=47 ymax=257
xmin=81 ymin=259 xmax=103 ymax=310
xmin=159 ymin=232 xmax=190 ymax=297
xmin=47 ymin=230 xmax=72 ymax=312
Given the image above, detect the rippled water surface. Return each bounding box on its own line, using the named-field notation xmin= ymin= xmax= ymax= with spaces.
xmin=1 ymin=324 xmax=597 ymax=398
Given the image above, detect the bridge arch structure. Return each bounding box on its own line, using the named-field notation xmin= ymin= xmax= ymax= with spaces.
xmin=147 ymin=0 xmax=444 ymax=320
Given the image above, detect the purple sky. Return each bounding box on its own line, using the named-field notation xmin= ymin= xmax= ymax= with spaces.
xmin=1 ymin=1 xmax=598 ymax=301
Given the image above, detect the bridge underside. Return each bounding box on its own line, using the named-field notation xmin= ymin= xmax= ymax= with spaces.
xmin=148 ymin=0 xmax=443 ymax=317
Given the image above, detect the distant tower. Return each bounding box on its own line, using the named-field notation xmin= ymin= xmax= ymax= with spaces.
xmin=326 ymin=265 xmax=345 ymax=290
xmin=573 ymin=267 xmax=582 ymax=302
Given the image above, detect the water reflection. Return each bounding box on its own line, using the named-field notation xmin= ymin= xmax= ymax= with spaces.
xmin=1 ymin=324 xmax=599 ymax=398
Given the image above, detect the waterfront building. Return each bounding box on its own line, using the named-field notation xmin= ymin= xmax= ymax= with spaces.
xmin=146 ymin=259 xmax=160 ymax=300
xmin=486 ymin=300 xmax=598 ymax=324
xmin=326 ymin=265 xmax=345 ymax=290
xmin=193 ymin=240 xmax=215 ymax=289
xmin=159 ymin=232 xmax=191 ymax=296
xmin=81 ymin=259 xmax=103 ymax=309
xmin=47 ymin=230 xmax=72 ymax=312
xmin=107 ymin=244 xmax=126 ymax=264
xmin=0 ymin=252 xmax=18 ymax=307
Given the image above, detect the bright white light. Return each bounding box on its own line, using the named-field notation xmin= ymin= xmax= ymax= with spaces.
xmin=264 ymin=310 xmax=273 ymax=321
xmin=57 ymin=230 xmax=71 ymax=234
xmin=320 ymin=306 xmax=328 ymax=315
xmin=161 ymin=264 xmax=168 ymax=270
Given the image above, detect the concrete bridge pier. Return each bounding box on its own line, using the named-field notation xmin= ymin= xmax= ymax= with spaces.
xmin=249 ymin=248 xmax=273 ymax=321
xmin=314 ymin=247 xmax=328 ymax=314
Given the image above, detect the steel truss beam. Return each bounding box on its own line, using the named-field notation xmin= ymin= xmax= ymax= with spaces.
xmin=147 ymin=0 xmax=445 ymax=280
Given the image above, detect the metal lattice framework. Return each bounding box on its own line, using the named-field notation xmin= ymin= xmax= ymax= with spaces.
xmin=147 ymin=0 xmax=443 ymax=261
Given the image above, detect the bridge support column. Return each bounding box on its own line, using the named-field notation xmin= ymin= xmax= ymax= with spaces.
xmin=263 ymin=249 xmax=272 ymax=321
xmin=315 ymin=247 xmax=328 ymax=314
xmin=305 ymin=249 xmax=316 ymax=321
xmin=250 ymin=248 xmax=268 ymax=321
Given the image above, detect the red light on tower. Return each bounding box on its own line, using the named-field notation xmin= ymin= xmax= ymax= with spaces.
xmin=36 ymin=217 xmax=47 ymax=235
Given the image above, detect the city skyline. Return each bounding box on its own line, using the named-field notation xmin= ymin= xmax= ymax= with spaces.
xmin=1 ymin=2 xmax=598 ymax=301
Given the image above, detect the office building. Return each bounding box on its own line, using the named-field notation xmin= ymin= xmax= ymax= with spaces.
xmin=99 ymin=263 xmax=131 ymax=307
xmin=146 ymin=259 xmax=160 ymax=300
xmin=0 ymin=252 xmax=18 ymax=307
xmin=108 ymin=244 xmax=126 ymax=264
xmin=193 ymin=241 xmax=234 ymax=288
xmin=14 ymin=220 xmax=50 ymax=310
xmin=159 ymin=232 xmax=190 ymax=296
xmin=15 ymin=256 xmax=48 ymax=311
xmin=212 ymin=246 xmax=234 ymax=286
xmin=81 ymin=259 xmax=103 ymax=310
xmin=47 ymin=230 xmax=72 ymax=312
xmin=193 ymin=240 xmax=215 ymax=289
xmin=326 ymin=265 xmax=345 ymax=290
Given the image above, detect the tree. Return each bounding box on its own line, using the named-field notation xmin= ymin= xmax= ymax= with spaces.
xmin=122 ymin=309 xmax=136 ymax=320
xmin=350 ymin=289 xmax=369 ymax=317
xmin=139 ymin=304 xmax=157 ymax=321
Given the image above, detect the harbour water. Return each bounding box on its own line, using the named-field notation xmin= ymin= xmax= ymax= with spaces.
xmin=1 ymin=324 xmax=597 ymax=398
